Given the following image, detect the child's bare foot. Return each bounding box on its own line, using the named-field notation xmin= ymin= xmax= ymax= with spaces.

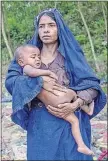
xmin=78 ymin=145 xmax=94 ymax=155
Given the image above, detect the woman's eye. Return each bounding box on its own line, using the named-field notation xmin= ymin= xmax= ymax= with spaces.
xmin=50 ymin=24 xmax=55 ymax=27
xmin=39 ymin=25 xmax=43 ymax=28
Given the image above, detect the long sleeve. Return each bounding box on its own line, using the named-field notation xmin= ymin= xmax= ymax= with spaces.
xmin=77 ymin=88 xmax=98 ymax=104
xmin=69 ymin=79 xmax=106 ymax=119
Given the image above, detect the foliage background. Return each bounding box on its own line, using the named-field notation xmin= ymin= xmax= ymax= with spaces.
xmin=1 ymin=1 xmax=107 ymax=84
xmin=1 ymin=2 xmax=107 ymax=160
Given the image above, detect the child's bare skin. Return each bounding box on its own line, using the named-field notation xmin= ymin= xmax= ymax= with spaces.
xmin=37 ymin=87 xmax=76 ymax=107
xmin=38 ymin=87 xmax=94 ymax=155
xmin=15 ymin=45 xmax=94 ymax=155
xmin=64 ymin=100 xmax=94 ymax=155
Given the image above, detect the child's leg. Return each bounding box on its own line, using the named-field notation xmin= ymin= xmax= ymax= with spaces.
xmin=65 ymin=113 xmax=94 ymax=155
xmin=81 ymin=101 xmax=94 ymax=116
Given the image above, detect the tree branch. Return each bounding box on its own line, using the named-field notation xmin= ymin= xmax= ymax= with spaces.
xmin=77 ymin=2 xmax=100 ymax=72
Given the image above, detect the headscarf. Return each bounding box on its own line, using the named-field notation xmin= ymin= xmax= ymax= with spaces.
xmin=5 ymin=9 xmax=106 ymax=128
xmin=28 ymin=8 xmax=100 ymax=84
xmin=28 ymin=8 xmax=106 ymax=118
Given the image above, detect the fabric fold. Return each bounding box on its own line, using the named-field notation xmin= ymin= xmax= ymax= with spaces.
xmin=5 ymin=59 xmax=43 ymax=130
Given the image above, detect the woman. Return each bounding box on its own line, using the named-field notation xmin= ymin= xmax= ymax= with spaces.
xmin=5 ymin=8 xmax=106 ymax=160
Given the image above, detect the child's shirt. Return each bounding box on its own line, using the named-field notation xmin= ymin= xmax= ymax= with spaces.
xmin=41 ymin=53 xmax=70 ymax=87
xmin=41 ymin=52 xmax=98 ymax=103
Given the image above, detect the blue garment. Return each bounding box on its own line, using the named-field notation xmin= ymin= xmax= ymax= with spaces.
xmin=5 ymin=8 xmax=106 ymax=160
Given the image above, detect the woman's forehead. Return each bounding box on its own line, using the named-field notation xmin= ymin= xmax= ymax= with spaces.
xmin=39 ymin=15 xmax=56 ymax=25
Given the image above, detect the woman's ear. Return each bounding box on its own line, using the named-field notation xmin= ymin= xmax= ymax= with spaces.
xmin=18 ymin=58 xmax=24 ymax=67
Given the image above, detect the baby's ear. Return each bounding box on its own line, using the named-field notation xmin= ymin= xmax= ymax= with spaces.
xmin=18 ymin=59 xmax=24 ymax=67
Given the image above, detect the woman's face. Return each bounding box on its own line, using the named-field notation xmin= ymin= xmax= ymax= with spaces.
xmin=38 ymin=15 xmax=58 ymax=44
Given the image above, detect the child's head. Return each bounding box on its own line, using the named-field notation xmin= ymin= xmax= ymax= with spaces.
xmin=14 ymin=45 xmax=41 ymax=68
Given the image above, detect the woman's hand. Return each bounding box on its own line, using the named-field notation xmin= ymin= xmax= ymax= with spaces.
xmin=46 ymin=101 xmax=79 ymax=119
xmin=46 ymin=97 xmax=84 ymax=119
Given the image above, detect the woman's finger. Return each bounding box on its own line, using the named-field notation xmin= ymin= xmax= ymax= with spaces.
xmin=53 ymin=85 xmax=67 ymax=92
xmin=58 ymin=103 xmax=68 ymax=108
xmin=48 ymin=105 xmax=70 ymax=115
xmin=47 ymin=105 xmax=56 ymax=111
xmin=47 ymin=105 xmax=63 ymax=112
xmin=47 ymin=105 xmax=71 ymax=119
xmin=48 ymin=105 xmax=68 ymax=114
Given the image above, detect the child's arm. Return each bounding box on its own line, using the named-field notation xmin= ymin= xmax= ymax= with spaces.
xmin=23 ymin=65 xmax=58 ymax=80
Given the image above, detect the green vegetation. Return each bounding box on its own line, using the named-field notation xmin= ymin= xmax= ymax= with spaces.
xmin=1 ymin=1 xmax=107 ymax=83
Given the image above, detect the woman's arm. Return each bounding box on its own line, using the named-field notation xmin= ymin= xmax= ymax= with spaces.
xmin=45 ymin=88 xmax=98 ymax=119
xmin=77 ymin=89 xmax=98 ymax=104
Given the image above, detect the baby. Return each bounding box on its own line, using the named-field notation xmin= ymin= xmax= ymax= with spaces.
xmin=14 ymin=44 xmax=94 ymax=155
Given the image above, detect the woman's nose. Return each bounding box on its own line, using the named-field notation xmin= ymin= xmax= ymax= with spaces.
xmin=44 ymin=26 xmax=49 ymax=33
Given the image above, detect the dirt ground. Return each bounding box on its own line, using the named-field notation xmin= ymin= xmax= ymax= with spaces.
xmin=1 ymin=101 xmax=107 ymax=160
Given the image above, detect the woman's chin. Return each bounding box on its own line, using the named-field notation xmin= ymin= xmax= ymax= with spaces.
xmin=42 ymin=39 xmax=57 ymax=44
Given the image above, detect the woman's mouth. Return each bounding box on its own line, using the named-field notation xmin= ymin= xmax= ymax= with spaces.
xmin=42 ymin=35 xmax=50 ymax=38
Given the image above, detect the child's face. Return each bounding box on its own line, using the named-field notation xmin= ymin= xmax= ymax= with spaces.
xmin=23 ymin=47 xmax=41 ymax=68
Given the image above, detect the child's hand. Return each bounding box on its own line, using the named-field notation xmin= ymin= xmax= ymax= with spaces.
xmin=49 ymin=71 xmax=58 ymax=81
xmin=42 ymin=76 xmax=56 ymax=83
